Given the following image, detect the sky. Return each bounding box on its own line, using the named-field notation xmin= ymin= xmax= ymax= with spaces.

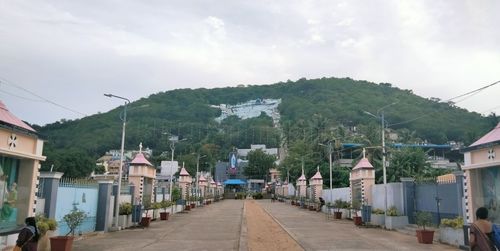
xmin=0 ymin=0 xmax=499 ymax=126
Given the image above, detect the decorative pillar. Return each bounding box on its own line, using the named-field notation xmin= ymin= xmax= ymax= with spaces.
xmin=310 ymin=167 xmax=323 ymax=202
xmin=199 ymin=176 xmax=207 ymax=198
xmin=179 ymin=167 xmax=192 ymax=200
xmin=96 ymin=179 xmax=114 ymax=232
xmin=283 ymin=181 xmax=289 ymax=197
xmin=39 ymin=172 xmax=63 ymax=219
xmin=401 ymin=177 xmax=415 ymax=224
xmin=210 ymin=179 xmax=216 ymax=199
xmin=350 ymin=152 xmax=375 ymax=206
xmin=297 ymin=175 xmax=307 ymax=199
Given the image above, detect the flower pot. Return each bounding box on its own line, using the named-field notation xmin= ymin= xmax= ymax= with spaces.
xmin=50 ymin=236 xmax=74 ymax=251
xmin=185 ymin=205 xmax=191 ymax=211
xmin=291 ymin=201 xmax=295 ymax=205
xmin=416 ymin=229 xmax=434 ymax=244
xmin=308 ymin=205 xmax=314 ymax=211
xmin=190 ymin=203 xmax=196 ymax=208
xmin=160 ymin=212 xmax=170 ymax=220
xmin=141 ymin=217 xmax=152 ymax=227
xmin=334 ymin=212 xmax=342 ymax=219
xmin=353 ymin=216 xmax=362 ymax=225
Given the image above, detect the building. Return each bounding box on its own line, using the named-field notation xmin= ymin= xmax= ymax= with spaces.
xmin=0 ymin=101 xmax=45 ymax=248
xmin=462 ymin=122 xmax=500 ymax=224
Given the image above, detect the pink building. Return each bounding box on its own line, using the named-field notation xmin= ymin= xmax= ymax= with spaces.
xmin=128 ymin=144 xmax=156 ymax=205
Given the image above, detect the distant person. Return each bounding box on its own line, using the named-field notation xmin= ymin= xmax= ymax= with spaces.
xmin=470 ymin=207 xmax=495 ymax=251
xmin=15 ymin=217 xmax=40 ymax=251
xmin=318 ymin=197 xmax=325 ymax=212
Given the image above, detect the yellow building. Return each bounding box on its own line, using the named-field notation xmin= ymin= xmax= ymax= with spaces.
xmin=463 ymin=123 xmax=500 ymax=223
xmin=0 ymin=101 xmax=45 ymax=246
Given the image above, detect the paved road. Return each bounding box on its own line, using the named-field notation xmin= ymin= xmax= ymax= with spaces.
xmin=73 ymin=200 xmax=244 ymax=251
xmin=258 ymin=200 xmax=458 ymax=251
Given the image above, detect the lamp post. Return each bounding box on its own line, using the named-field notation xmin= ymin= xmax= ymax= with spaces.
xmin=167 ymin=135 xmax=186 ymax=214
xmin=363 ymin=102 xmax=398 ymax=216
xmin=195 ymin=153 xmax=206 ymax=202
xmin=104 ymin=93 xmax=130 ymax=229
xmin=319 ymin=142 xmax=333 ymax=204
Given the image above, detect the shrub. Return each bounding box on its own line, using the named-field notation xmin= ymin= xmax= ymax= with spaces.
xmin=252 ymin=193 xmax=264 ymax=200
xmin=119 ymin=202 xmax=132 ymax=215
xmin=415 ymin=211 xmax=433 ymax=230
xmin=387 ymin=206 xmax=399 ymax=216
xmin=372 ymin=208 xmax=385 ymax=215
xmin=63 ymin=209 xmax=87 ymax=236
xmin=440 ymin=217 xmax=463 ymax=229
xmin=47 ymin=218 xmax=58 ymax=231
xmin=37 ymin=221 xmax=49 ymax=235
xmin=333 ymin=199 xmax=348 ymax=212
xmin=235 ymin=192 xmax=246 ymax=200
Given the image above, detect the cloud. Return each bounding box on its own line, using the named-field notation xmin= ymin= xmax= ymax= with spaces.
xmin=0 ymin=0 xmax=499 ymax=125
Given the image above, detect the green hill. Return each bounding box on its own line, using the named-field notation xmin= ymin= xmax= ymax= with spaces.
xmin=33 ymin=77 xmax=496 ymax=178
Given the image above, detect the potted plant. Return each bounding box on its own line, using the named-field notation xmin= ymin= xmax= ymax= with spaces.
xmin=385 ymin=206 xmax=409 ymax=230
xmin=333 ymin=199 xmax=346 ymax=219
xmin=160 ymin=200 xmax=171 ymax=220
xmin=439 ymin=217 xmax=464 ymax=246
xmin=119 ymin=202 xmax=132 ymax=228
xmin=351 ymin=200 xmax=362 ymax=225
xmin=141 ymin=200 xmax=153 ymax=227
xmin=50 ymin=209 xmax=87 ymax=251
xmin=190 ymin=196 xmax=197 ymax=209
xmin=370 ymin=208 xmax=385 ymax=226
xmin=152 ymin=202 xmax=161 ymax=220
xmin=416 ymin=211 xmax=434 ymax=244
xmin=36 ymin=214 xmax=58 ymax=251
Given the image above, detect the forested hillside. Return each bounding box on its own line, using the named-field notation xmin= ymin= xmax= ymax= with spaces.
xmin=33 ymin=77 xmax=497 ymax=178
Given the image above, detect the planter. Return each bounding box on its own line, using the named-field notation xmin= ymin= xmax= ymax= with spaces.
xmin=190 ymin=203 xmax=196 ymax=209
xmin=353 ymin=216 xmax=362 ymax=225
xmin=152 ymin=209 xmax=160 ymax=220
xmin=291 ymin=201 xmax=295 ymax=205
xmin=385 ymin=216 xmax=408 ymax=230
xmin=416 ymin=229 xmax=435 ymax=244
xmin=439 ymin=227 xmax=464 ymax=247
xmin=118 ymin=215 xmax=130 ymax=228
xmin=370 ymin=214 xmax=385 ymax=226
xmin=185 ymin=205 xmax=191 ymax=211
xmin=50 ymin=236 xmax=74 ymax=251
xmin=334 ymin=212 xmax=343 ymax=219
xmin=308 ymin=205 xmax=314 ymax=211
xmin=141 ymin=217 xmax=152 ymax=227
xmin=160 ymin=212 xmax=170 ymax=221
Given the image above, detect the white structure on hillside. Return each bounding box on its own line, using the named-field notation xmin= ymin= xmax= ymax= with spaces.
xmin=211 ymin=98 xmax=281 ymax=126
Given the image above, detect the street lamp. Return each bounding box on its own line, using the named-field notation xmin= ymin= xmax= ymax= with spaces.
xmin=319 ymin=142 xmax=333 ymax=204
xmin=167 ymin=135 xmax=186 ymax=215
xmin=363 ymin=101 xmax=398 ymax=216
xmin=194 ymin=153 xmax=207 ymax=201
xmin=104 ymin=93 xmax=130 ymax=229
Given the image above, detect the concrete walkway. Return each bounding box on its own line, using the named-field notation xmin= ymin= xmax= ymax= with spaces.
xmin=257 ymin=200 xmax=459 ymax=251
xmin=73 ymin=200 xmax=244 ymax=251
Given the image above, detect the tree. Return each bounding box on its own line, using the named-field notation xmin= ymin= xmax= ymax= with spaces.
xmin=244 ymin=149 xmax=276 ymax=179
xmin=387 ymin=147 xmax=450 ymax=181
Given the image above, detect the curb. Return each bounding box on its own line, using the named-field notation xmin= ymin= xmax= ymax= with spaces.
xmin=238 ymin=201 xmax=248 ymax=251
xmin=259 ymin=201 xmax=307 ymax=251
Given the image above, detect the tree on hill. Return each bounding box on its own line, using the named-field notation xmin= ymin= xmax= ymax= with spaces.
xmin=244 ymin=149 xmax=277 ymax=180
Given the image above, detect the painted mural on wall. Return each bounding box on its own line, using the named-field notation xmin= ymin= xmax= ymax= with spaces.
xmin=481 ymin=167 xmax=500 ymax=223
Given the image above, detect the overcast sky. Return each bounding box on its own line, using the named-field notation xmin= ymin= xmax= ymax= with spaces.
xmin=0 ymin=0 xmax=499 ymax=126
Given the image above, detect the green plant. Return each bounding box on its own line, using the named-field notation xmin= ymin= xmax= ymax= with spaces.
xmin=35 ymin=214 xmax=58 ymax=235
xmin=63 ymin=209 xmax=87 ymax=236
xmin=415 ymin=211 xmax=433 ymax=230
xmin=172 ymin=187 xmax=181 ymax=202
xmin=143 ymin=200 xmax=152 ymax=217
xmin=333 ymin=199 xmax=348 ymax=212
xmin=440 ymin=217 xmax=463 ymax=229
xmin=119 ymin=202 xmax=132 ymax=215
xmin=387 ymin=206 xmax=399 ymax=216
xmin=160 ymin=200 xmax=172 ymax=212
xmin=152 ymin=202 xmax=162 ymax=210
xmin=252 ymin=193 xmax=264 ymax=200
xmin=372 ymin=208 xmax=385 ymax=215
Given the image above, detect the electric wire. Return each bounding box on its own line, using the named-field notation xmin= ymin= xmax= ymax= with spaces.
xmin=388 ymin=80 xmax=500 ymax=127
xmin=0 ymin=77 xmax=87 ymax=116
